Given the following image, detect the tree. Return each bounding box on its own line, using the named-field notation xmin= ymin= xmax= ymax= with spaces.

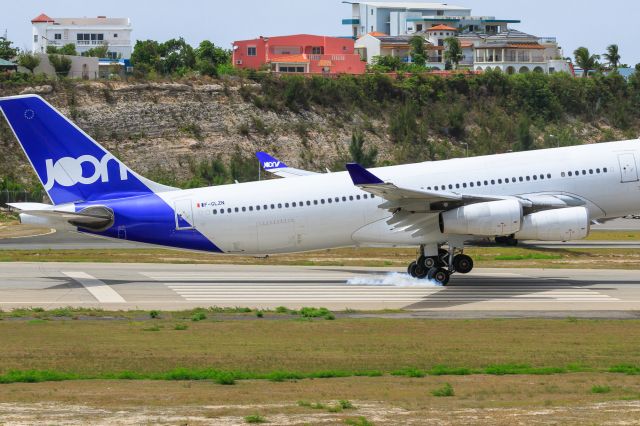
xmin=158 ymin=38 xmax=196 ymax=74
xmin=444 ymin=37 xmax=463 ymax=70
xmin=83 ymin=44 xmax=110 ymax=58
xmin=409 ymin=36 xmax=426 ymax=67
xmin=131 ymin=39 xmax=162 ymax=72
xmin=195 ymin=40 xmax=230 ymax=76
xmin=636 ymin=63 xmax=640 ymax=73
xmin=371 ymin=55 xmax=402 ymax=72
xmin=48 ymin=54 xmax=72 ymax=76
xmin=603 ymin=44 xmax=621 ymax=69
xmin=573 ymin=47 xmax=600 ymax=77
xmin=517 ymin=116 xmax=534 ymax=151
xmin=349 ymin=130 xmax=378 ymax=167
xmin=17 ymin=52 xmax=40 ymax=74
xmin=46 ymin=43 xmax=77 ymax=56
xmin=0 ymin=37 xmax=19 ymax=60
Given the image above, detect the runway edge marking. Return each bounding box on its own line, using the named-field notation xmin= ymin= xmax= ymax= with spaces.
xmin=62 ymin=271 xmax=126 ymax=303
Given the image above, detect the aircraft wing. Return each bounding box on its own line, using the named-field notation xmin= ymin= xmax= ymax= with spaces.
xmin=256 ymin=152 xmax=319 ymax=178
xmin=345 ymin=163 xmax=587 ymax=237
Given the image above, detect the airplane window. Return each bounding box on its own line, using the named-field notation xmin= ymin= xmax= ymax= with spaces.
xmin=463 ymin=183 xmax=467 ymax=188
xmin=568 ymin=171 xmax=572 ymax=176
xmin=456 ymin=184 xmax=460 ymax=189
xmin=575 ymin=170 xmax=579 ymax=175
xmin=589 ymin=169 xmax=593 ymax=174
xmin=285 ymin=203 xmax=290 ymax=208
xmin=596 ymin=168 xmax=601 ymax=173
xmin=371 ymin=195 xmax=375 ymax=199
xmin=321 ymin=199 xmax=325 ymax=204
xmin=582 ymin=170 xmax=587 ymax=175
xmin=271 ymin=204 xmax=275 ymax=209
xmin=484 ymin=181 xmax=488 ymax=186
xmin=604 ymin=167 xmax=608 ymax=173
xmin=213 ymin=209 xmax=217 ymax=214
xmin=512 ymin=177 xmax=516 ymax=182
xmin=313 ymin=200 xmax=318 ymax=205
xmin=307 ymin=201 xmax=311 ymax=206
xmin=277 ymin=203 xmax=282 ymax=208
xmin=477 ymin=181 xmax=481 ymax=186
xmin=242 ymin=207 xmax=246 ymax=212
xmin=449 ymin=184 xmax=453 ymax=189
xmin=250 ymin=206 xmax=255 ymax=211
xmin=220 ymin=209 xmax=224 ymax=214
xmin=561 ymin=172 xmax=565 ymax=177
xmin=349 ymin=196 xmax=354 ymax=201
xmin=533 ymin=175 xmax=537 ymax=180
xmin=235 ymin=208 xmax=239 ymax=212
xmin=498 ymin=179 xmax=502 ymax=184
xmin=356 ymin=195 xmax=361 ymax=200
xmin=328 ymin=198 xmax=332 ymax=203
xmin=299 ymin=201 xmax=304 ymax=206
xmin=342 ymin=196 xmax=347 ymax=202
xmin=441 ymin=185 xmax=445 ymax=190
xmin=228 ymin=208 xmax=232 ymax=213
xmin=491 ymin=180 xmax=495 ymax=185
xmin=335 ymin=197 xmax=340 ymax=202
xmin=519 ymin=177 xmax=524 ymax=182
xmin=470 ymin=182 xmax=474 ymax=187
xmin=526 ymin=176 xmax=530 ymax=181
xmin=547 ymin=174 xmax=551 ymax=179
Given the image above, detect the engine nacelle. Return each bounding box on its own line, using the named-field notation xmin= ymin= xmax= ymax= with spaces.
xmin=515 ymin=207 xmax=590 ymax=241
xmin=439 ymin=200 xmax=522 ymax=236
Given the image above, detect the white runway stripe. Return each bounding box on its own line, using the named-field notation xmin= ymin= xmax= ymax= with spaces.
xmin=62 ymin=271 xmax=126 ymax=303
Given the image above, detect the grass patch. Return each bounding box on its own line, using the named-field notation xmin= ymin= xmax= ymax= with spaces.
xmin=493 ymin=254 xmax=563 ymax=261
xmin=591 ymin=385 xmax=611 ymax=394
xmin=191 ymin=312 xmax=207 ymax=322
xmin=244 ymin=414 xmax=267 ymax=423
xmin=344 ymin=418 xmax=374 ymax=426
xmin=173 ymin=324 xmax=188 ymax=331
xmin=609 ymin=365 xmax=640 ymax=375
xmin=431 ymin=382 xmax=455 ymax=397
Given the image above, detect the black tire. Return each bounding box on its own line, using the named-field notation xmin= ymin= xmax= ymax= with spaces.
xmin=428 ymin=267 xmax=450 ymax=286
xmin=453 ymin=254 xmax=474 ymax=274
xmin=408 ymin=261 xmax=418 ymax=278
xmin=414 ymin=263 xmax=428 ymax=279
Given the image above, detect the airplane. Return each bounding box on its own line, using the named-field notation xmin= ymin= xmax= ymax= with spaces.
xmin=1 ymin=94 xmax=639 ymax=285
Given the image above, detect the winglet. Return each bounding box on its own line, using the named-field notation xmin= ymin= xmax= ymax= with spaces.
xmin=256 ymin=152 xmax=288 ymax=170
xmin=346 ymin=163 xmax=384 ymax=185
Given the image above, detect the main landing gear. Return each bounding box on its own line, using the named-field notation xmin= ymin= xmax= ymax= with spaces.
xmin=407 ymin=244 xmax=474 ymax=286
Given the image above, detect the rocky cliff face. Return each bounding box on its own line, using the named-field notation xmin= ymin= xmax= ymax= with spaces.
xmin=0 ymin=80 xmax=387 ymax=186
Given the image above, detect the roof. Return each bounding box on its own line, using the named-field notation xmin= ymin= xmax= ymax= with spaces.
xmin=376 ymin=35 xmax=421 ymax=46
xmin=269 ymin=54 xmax=309 ymax=64
xmin=460 ymin=41 xmax=474 ymax=48
xmin=0 ymin=58 xmax=17 ymax=67
xmin=352 ymin=2 xmax=469 ymax=11
xmin=31 ymin=13 xmax=54 ymax=23
xmin=485 ymin=29 xmax=538 ymax=43
xmin=367 ymin=31 xmax=388 ymax=37
xmin=426 ymin=24 xmax=458 ymax=32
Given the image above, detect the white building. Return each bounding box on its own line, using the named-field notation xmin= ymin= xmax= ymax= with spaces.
xmin=31 ymin=13 xmax=133 ymax=59
xmin=342 ymin=1 xmax=520 ymax=38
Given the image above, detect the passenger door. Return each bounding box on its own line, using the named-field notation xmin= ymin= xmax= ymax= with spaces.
xmin=618 ymin=153 xmax=639 ymax=183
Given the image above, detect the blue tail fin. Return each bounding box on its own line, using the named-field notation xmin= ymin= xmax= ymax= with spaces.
xmin=0 ymin=95 xmax=171 ymax=205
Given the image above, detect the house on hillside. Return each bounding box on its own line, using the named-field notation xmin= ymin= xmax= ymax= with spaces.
xmin=232 ymin=34 xmax=366 ymax=75
xmin=31 ymin=13 xmax=133 ymax=59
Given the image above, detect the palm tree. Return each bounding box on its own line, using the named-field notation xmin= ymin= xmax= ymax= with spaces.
xmin=573 ymin=47 xmax=600 ymax=77
xmin=603 ymin=44 xmax=621 ymax=69
xmin=444 ymin=37 xmax=463 ymax=70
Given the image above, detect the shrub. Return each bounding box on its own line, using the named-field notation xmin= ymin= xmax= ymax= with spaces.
xmin=149 ymin=310 xmax=160 ymax=319
xmin=244 ymin=414 xmax=267 ymax=423
xmin=191 ymin=311 xmax=207 ymax=322
xmin=431 ymin=383 xmax=455 ymax=397
xmin=344 ymin=417 xmax=374 ymax=426
xmin=339 ymin=400 xmax=355 ymax=409
xmin=48 ymin=54 xmax=72 ymax=77
xmin=174 ymin=323 xmax=188 ymax=331
xmin=256 ymin=311 xmax=264 ymax=318
xmin=591 ymin=385 xmax=611 ymax=394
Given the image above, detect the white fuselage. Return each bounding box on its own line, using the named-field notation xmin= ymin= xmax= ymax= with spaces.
xmin=146 ymin=140 xmax=640 ymax=255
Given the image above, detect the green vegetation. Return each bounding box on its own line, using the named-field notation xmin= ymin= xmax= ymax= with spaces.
xmin=444 ymin=37 xmax=463 ymax=69
xmin=244 ymin=414 xmax=267 ymax=423
xmin=48 ymin=54 xmax=72 ymax=77
xmin=431 ymin=383 xmax=455 ymax=397
xmin=344 ymin=417 xmax=374 ymax=426
xmin=46 ymin=44 xmax=77 ymax=56
xmin=574 ymin=47 xmax=600 ymax=77
xmin=591 ymin=385 xmax=612 ymax=394
xmin=0 ymin=37 xmax=19 ymax=60
xmin=17 ymin=52 xmax=40 ymax=74
xmin=349 ymin=130 xmax=378 ymax=167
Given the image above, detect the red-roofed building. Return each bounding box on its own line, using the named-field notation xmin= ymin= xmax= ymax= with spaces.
xmin=31 ymin=13 xmax=54 ymax=23
xmin=232 ymin=34 xmax=366 ymax=75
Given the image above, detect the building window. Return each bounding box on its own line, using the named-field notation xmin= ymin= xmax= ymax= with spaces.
xmin=34 ymin=35 xmax=38 ymax=42
xmin=311 ymin=46 xmax=323 ymax=55
xmin=416 ymin=24 xmax=423 ymax=32
xmin=247 ymin=46 xmax=257 ymax=56
xmin=114 ymin=33 xmax=118 ymax=38
xmin=54 ymin=33 xmax=62 ymax=40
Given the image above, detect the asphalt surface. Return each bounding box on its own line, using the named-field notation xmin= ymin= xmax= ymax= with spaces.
xmin=1 ymin=263 xmax=639 ymax=317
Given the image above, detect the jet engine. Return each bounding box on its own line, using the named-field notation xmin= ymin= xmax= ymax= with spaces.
xmin=439 ymin=200 xmax=522 ymax=236
xmin=515 ymin=207 xmax=589 ymax=241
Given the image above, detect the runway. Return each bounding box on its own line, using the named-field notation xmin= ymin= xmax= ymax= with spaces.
xmin=1 ymin=263 xmax=639 ymax=317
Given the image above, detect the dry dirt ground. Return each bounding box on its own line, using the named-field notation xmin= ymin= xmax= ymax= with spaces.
xmin=0 ymin=375 xmax=639 ymax=425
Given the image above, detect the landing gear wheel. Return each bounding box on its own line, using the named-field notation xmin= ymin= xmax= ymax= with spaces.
xmin=423 ymin=256 xmax=438 ymax=269
xmin=414 ymin=263 xmax=429 ymax=279
xmin=408 ymin=261 xmax=418 ymax=278
xmin=428 ymin=267 xmax=451 ymax=286
xmin=453 ymin=254 xmax=474 ymax=274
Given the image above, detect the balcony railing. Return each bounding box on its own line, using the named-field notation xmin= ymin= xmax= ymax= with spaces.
xmin=307 ymin=54 xmax=347 ymax=62
xmin=77 ymin=40 xmax=107 ymax=46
